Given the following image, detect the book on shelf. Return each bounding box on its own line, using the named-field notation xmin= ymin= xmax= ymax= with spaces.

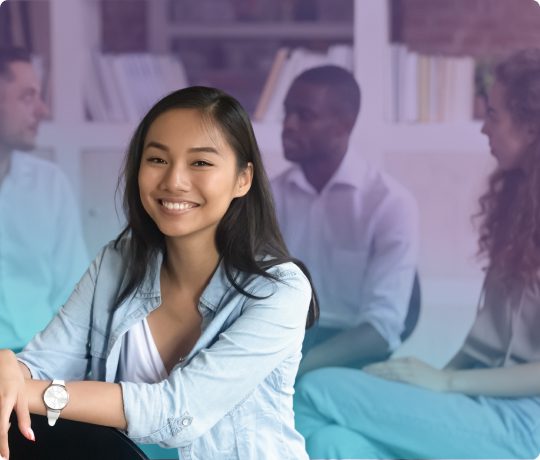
xmin=84 ymin=53 xmax=189 ymax=123
xmin=254 ymin=47 xmax=289 ymax=121
xmin=417 ymin=54 xmax=430 ymax=123
xmin=389 ymin=44 xmax=418 ymax=123
xmin=389 ymin=45 xmax=475 ymax=124
xmin=254 ymin=44 xmax=354 ymax=122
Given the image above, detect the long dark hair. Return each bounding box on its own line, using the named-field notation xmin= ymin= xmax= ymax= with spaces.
xmin=115 ymin=86 xmax=318 ymax=327
xmin=477 ymin=49 xmax=540 ymax=285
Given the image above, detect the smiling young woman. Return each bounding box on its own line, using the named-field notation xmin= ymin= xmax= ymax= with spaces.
xmin=138 ymin=108 xmax=253 ymax=244
xmin=0 ymin=86 xmax=318 ymax=460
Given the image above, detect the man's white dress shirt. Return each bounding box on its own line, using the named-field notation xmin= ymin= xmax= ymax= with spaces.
xmin=272 ymin=151 xmax=419 ymax=350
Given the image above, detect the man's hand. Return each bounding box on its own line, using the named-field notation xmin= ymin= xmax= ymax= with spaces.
xmin=363 ymin=356 xmax=451 ymax=392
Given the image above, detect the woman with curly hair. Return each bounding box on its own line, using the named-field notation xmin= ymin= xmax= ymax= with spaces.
xmin=293 ymin=48 xmax=540 ymax=459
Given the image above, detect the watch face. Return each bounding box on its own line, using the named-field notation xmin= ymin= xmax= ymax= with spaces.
xmin=44 ymin=384 xmax=69 ymax=410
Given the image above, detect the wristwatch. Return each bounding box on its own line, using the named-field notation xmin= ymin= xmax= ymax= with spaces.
xmin=43 ymin=380 xmax=69 ymax=426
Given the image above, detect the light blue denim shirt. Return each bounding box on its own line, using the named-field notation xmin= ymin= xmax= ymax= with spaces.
xmin=18 ymin=240 xmax=311 ymax=460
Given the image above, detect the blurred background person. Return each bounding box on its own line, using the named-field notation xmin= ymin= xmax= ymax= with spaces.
xmin=0 ymin=46 xmax=88 ymax=352
xmin=272 ymin=66 xmax=419 ymax=374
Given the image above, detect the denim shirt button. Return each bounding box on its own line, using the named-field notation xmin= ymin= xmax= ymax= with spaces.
xmin=181 ymin=416 xmax=193 ymax=427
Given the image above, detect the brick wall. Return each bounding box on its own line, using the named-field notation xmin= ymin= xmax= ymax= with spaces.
xmin=392 ymin=0 xmax=540 ymax=57
xmin=101 ymin=0 xmax=147 ymax=52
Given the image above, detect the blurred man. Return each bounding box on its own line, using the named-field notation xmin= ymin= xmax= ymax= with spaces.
xmin=0 ymin=47 xmax=88 ymax=351
xmin=272 ymin=66 xmax=419 ymax=374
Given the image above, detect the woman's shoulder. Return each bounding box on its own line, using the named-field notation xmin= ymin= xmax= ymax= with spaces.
xmin=93 ymin=238 xmax=129 ymax=265
xmin=246 ymin=259 xmax=311 ymax=297
xmin=89 ymin=237 xmax=140 ymax=281
xmin=264 ymin=260 xmax=308 ymax=282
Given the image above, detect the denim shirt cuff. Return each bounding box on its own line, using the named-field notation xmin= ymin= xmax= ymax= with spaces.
xmin=120 ymin=380 xmax=194 ymax=447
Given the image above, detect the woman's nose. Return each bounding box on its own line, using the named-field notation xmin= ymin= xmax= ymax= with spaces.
xmin=160 ymin=163 xmax=191 ymax=192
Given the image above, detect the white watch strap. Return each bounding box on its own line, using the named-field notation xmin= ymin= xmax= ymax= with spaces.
xmin=52 ymin=379 xmax=65 ymax=386
xmin=47 ymin=409 xmax=61 ymax=426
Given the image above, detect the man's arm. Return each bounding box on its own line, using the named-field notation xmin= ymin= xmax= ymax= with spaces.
xmin=298 ymin=323 xmax=389 ymax=376
xmin=357 ymin=190 xmax=419 ymax=351
xmin=299 ymin=190 xmax=419 ymax=375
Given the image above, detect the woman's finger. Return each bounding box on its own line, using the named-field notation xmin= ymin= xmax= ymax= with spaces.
xmin=0 ymin=402 xmax=13 ymax=460
xmin=15 ymin=392 xmax=33 ymax=442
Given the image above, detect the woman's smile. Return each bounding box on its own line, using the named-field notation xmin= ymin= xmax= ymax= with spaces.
xmin=159 ymin=199 xmax=200 ymax=214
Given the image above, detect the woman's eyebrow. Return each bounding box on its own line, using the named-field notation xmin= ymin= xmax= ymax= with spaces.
xmin=144 ymin=140 xmax=169 ymax=151
xmin=188 ymin=146 xmax=221 ymax=155
xmin=143 ymin=142 xmax=221 ymax=155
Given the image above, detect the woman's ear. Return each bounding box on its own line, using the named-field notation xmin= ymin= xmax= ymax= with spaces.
xmin=234 ymin=162 xmax=254 ymax=198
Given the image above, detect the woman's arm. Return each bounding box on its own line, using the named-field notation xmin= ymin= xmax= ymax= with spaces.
xmin=0 ymin=349 xmax=126 ymax=460
xmin=446 ymin=362 xmax=540 ymax=396
xmin=364 ymin=356 xmax=540 ymax=397
xmin=17 ymin=247 xmax=109 ymax=382
xmin=25 ymin=379 xmax=126 ymax=429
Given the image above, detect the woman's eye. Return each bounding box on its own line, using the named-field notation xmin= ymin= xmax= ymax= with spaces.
xmin=193 ymin=160 xmax=211 ymax=167
xmin=147 ymin=157 xmax=166 ymax=164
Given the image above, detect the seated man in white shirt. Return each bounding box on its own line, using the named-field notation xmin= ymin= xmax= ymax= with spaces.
xmin=271 ymin=66 xmax=419 ymax=374
xmin=0 ymin=47 xmax=88 ymax=351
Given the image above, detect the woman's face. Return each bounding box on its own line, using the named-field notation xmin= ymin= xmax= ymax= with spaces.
xmin=481 ymin=81 xmax=534 ymax=171
xmin=138 ymin=108 xmax=253 ymax=243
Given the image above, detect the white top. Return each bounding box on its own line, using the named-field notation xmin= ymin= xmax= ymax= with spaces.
xmin=118 ymin=317 xmax=168 ymax=383
xmin=271 ymin=152 xmax=419 ymax=350
xmin=0 ymin=152 xmax=88 ymax=349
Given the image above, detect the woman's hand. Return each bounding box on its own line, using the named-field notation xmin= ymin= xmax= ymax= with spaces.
xmin=363 ymin=356 xmax=452 ymax=392
xmin=0 ymin=350 xmax=34 ymax=459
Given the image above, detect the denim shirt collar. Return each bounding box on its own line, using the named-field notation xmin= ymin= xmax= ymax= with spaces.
xmin=199 ymin=260 xmax=236 ymax=311
xmin=134 ymin=250 xmax=236 ymax=312
xmin=134 ymin=250 xmax=163 ymax=299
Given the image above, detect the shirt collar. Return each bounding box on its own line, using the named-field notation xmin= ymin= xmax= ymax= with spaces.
xmin=7 ymin=152 xmax=32 ymax=183
xmin=136 ymin=250 xmax=234 ymax=312
xmin=199 ymin=260 xmax=236 ymax=312
xmin=284 ymin=148 xmax=368 ymax=194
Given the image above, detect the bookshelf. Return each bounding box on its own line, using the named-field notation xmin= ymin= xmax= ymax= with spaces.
xmin=145 ymin=0 xmax=354 ymax=115
xmin=351 ymin=0 xmax=489 ymax=330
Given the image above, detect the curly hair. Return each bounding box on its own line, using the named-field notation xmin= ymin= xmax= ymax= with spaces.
xmin=477 ymin=49 xmax=540 ymax=284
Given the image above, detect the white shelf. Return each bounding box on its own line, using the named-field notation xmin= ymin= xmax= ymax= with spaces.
xmin=39 ymin=121 xmax=488 ymax=153
xmin=164 ymin=23 xmax=353 ymax=40
xmin=382 ymin=122 xmax=489 ymax=154
xmin=38 ymin=122 xmax=136 ymax=149
xmin=39 ymin=121 xmax=281 ymax=151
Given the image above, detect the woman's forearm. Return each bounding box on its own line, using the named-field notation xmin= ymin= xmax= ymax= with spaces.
xmin=25 ymin=379 xmax=127 ymax=430
xmin=446 ymin=362 xmax=540 ymax=397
